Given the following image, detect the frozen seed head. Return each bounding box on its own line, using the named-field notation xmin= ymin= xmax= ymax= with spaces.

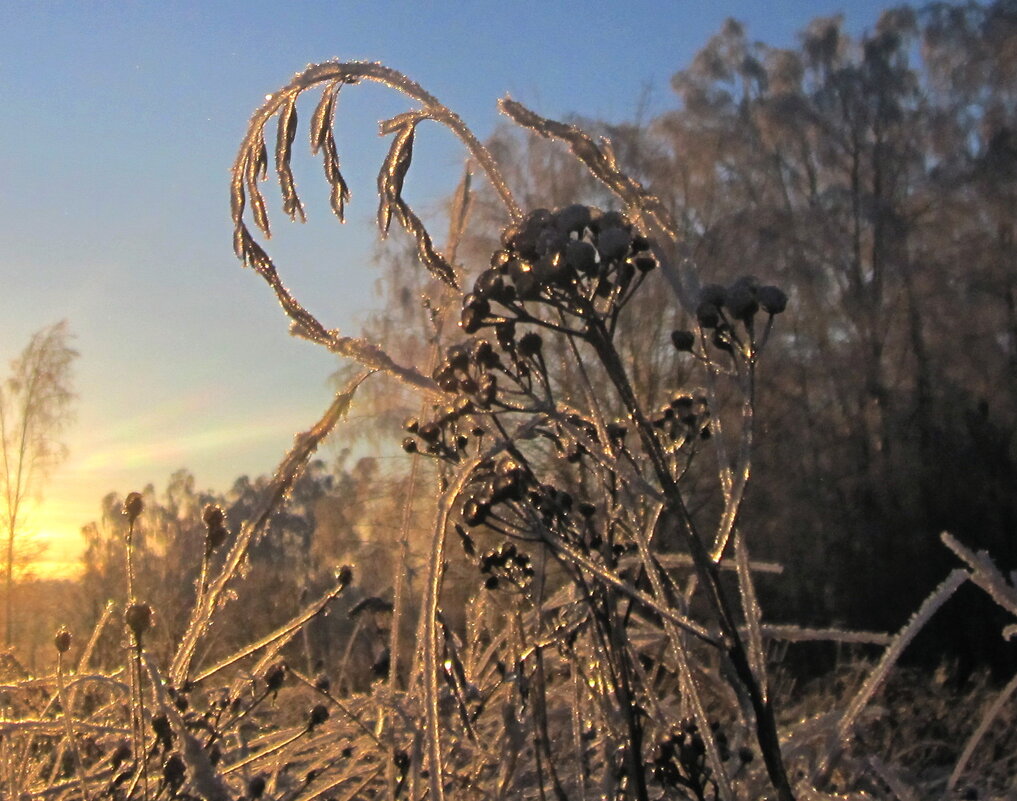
xmin=401 ymin=437 xmax=418 ymax=454
xmin=696 ymin=302 xmax=721 ymax=329
xmin=556 ymin=203 xmax=592 ymax=234
xmin=757 ymin=284 xmax=788 ymax=314
xmin=565 ymin=239 xmax=598 ymax=274
xmin=264 ymin=661 xmax=287 ymax=693
xmin=202 ymin=504 xmax=225 ymax=529
xmin=517 ymin=331 xmax=543 ymax=358
xmin=125 ymin=603 xmax=153 ymax=640
xmin=671 ymin=330 xmax=695 ymax=352
xmin=307 ymin=703 xmax=330 ymax=731
xmin=724 ymin=280 xmax=759 ymax=321
xmin=596 ymin=226 xmax=632 ymax=262
xmin=54 ymin=627 xmax=72 ymax=654
xmin=123 ymin=492 xmax=144 ymax=524
xmin=335 ymin=564 xmax=353 ymax=588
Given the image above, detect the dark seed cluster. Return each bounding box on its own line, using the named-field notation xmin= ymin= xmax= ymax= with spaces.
xmin=462 ymin=204 xmax=657 ymax=335
xmin=680 ymin=276 xmax=788 ymax=359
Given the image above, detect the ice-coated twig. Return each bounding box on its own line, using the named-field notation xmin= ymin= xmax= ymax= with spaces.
xmin=734 ymin=532 xmax=768 ymax=702
xmin=941 ymin=531 xmax=1017 ymax=618
xmin=498 ymin=97 xmax=678 ymax=239
xmin=194 ymin=569 xmax=351 ymax=684
xmin=947 ymin=667 xmax=1017 ymax=792
xmin=421 ymin=454 xmax=484 ymax=801
xmin=827 ymin=568 xmax=968 ymax=775
xmin=170 ymin=373 xmax=368 ymax=688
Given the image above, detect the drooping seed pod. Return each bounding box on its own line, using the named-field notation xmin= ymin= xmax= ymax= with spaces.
xmin=632 ymin=254 xmax=657 ymax=272
xmin=54 ymin=627 xmax=72 ymax=654
xmin=698 ymin=283 xmax=727 ymax=308
xmin=402 ymin=437 xmax=418 ymax=454
xmin=123 ymin=492 xmax=144 ymax=524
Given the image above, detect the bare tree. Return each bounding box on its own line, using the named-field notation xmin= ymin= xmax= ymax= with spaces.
xmin=0 ymin=321 xmax=77 ymax=647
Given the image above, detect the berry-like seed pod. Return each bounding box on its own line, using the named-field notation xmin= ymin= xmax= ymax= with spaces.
xmin=307 ymin=703 xmax=330 ymax=730
xmin=696 ymin=302 xmax=721 ymax=328
xmin=123 ymin=492 xmax=144 ymax=524
xmin=724 ymin=282 xmax=759 ymax=321
xmin=417 ymin=422 xmax=441 ymax=443
xmin=463 ymin=498 xmax=489 ymax=527
xmin=517 ymin=332 xmax=543 ymax=358
xmin=633 ymin=254 xmax=657 ymax=272
xmin=335 ymin=565 xmax=353 ymax=588
xmin=402 ymin=437 xmax=418 ymax=454
xmin=596 ymin=210 xmax=628 ymax=231
xmin=54 ymin=627 xmax=72 ymax=654
xmin=125 ymin=603 xmax=153 ymax=639
xmin=474 ymin=269 xmax=508 ymax=303
xmin=460 ymin=306 xmax=483 ymax=335
xmin=565 ymin=240 xmax=598 ymax=274
xmin=671 ymin=330 xmax=695 ymax=351
xmin=597 ymin=226 xmax=632 ymax=262
xmin=496 ymin=321 xmax=516 ymax=351
xmin=264 ymin=661 xmax=287 ymax=693
xmin=556 ymin=203 xmax=592 ymax=234
xmin=535 ymin=226 xmax=567 ymax=257
xmin=404 ymin=417 xmax=419 ymax=434
xmin=206 ymin=523 xmax=227 ymax=552
xmin=757 ymin=285 xmax=788 ymax=314
xmin=202 ymin=504 xmax=225 ymax=529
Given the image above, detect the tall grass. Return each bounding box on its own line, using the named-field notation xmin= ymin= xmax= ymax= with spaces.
xmin=1 ymin=61 xmax=1015 ymax=801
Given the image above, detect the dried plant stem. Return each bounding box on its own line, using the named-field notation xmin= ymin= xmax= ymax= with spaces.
xmin=588 ymin=320 xmax=794 ymax=801
xmin=54 ymin=653 xmax=92 ymax=801
xmin=948 ymin=669 xmax=1017 ymax=792
xmin=170 ymin=374 xmax=366 ymax=688
xmin=422 ymin=454 xmax=483 ymax=801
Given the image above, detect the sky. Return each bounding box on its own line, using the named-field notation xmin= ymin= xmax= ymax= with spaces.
xmin=0 ymin=0 xmax=894 ymax=578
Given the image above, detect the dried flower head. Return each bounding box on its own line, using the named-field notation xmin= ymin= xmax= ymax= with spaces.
xmin=123 ymin=492 xmax=144 ymax=524
xmin=54 ymin=627 xmax=72 ymax=654
xmin=125 ymin=602 xmax=153 ymax=640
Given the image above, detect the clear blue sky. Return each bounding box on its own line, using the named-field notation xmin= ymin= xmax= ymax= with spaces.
xmin=0 ymin=1 xmax=893 ymax=574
